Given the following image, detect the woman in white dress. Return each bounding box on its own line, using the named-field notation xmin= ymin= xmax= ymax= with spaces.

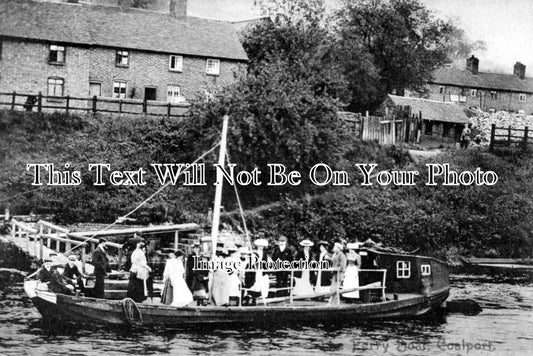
xmin=163 ymin=250 xmax=193 ymax=307
xmin=342 ymin=243 xmax=361 ymax=299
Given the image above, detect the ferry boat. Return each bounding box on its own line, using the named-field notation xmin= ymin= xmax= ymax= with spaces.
xmin=23 ymin=116 xmax=450 ymax=327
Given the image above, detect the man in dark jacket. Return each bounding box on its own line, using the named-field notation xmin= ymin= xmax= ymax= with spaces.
xmin=186 ymin=242 xmax=201 ymax=291
xmin=91 ymin=238 xmax=109 ymax=298
xmin=49 ymin=263 xmax=75 ymax=295
xmin=271 ymin=236 xmax=293 ymax=297
xmin=37 ymin=258 xmax=53 ymax=283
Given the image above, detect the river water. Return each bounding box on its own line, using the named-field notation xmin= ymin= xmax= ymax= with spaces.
xmin=0 ymin=275 xmax=531 ymax=356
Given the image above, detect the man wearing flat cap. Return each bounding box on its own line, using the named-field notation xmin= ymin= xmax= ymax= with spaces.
xmin=91 ymin=238 xmax=109 ymax=298
xmin=271 ymin=236 xmax=294 ymax=297
xmin=64 ymin=254 xmax=85 ymax=293
xmin=37 ymin=258 xmax=53 ymax=283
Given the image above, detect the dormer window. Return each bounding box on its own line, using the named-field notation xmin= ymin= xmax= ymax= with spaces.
xmin=206 ymin=59 xmax=220 ymax=75
xmin=49 ymin=44 xmax=65 ymax=64
xmin=116 ymin=50 xmax=129 ymax=67
xmin=519 ymin=93 xmax=526 ymax=102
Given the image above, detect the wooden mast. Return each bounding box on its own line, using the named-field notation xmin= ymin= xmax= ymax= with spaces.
xmin=211 ymin=115 xmax=229 ymax=260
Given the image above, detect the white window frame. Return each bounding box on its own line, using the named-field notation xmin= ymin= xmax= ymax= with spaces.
xmin=169 ymin=55 xmax=183 ymax=72
xmin=470 ymin=89 xmax=477 ymax=97
xmin=519 ymin=93 xmax=526 ymax=102
xmin=421 ymin=264 xmax=431 ymax=276
xmin=490 ymin=91 xmax=497 ymax=100
xmin=47 ymin=77 xmax=64 ymax=97
xmin=116 ymin=50 xmax=129 ymax=67
xmin=49 ymin=44 xmax=65 ymax=64
xmin=396 ymin=261 xmax=410 ymax=278
xmin=206 ymin=59 xmax=220 ymax=75
xmin=113 ymin=81 xmax=127 ymax=99
xmin=167 ymin=85 xmax=185 ymax=104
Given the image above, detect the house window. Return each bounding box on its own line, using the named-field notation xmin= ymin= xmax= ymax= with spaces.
xmin=49 ymin=44 xmax=65 ymax=64
xmin=113 ymin=81 xmax=127 ymax=98
xmin=397 ymin=261 xmax=411 ymax=278
xmin=47 ymin=77 xmax=64 ymax=97
xmin=115 ymin=50 xmax=129 ymax=67
xmin=519 ymin=93 xmax=526 ymax=102
xmin=145 ymin=87 xmax=157 ymax=101
xmin=167 ymin=85 xmax=184 ymax=104
xmin=169 ymin=55 xmax=183 ymax=72
xmin=470 ymin=89 xmax=477 ymax=97
xmin=439 ymin=86 xmax=444 ymax=94
xmin=421 ymin=264 xmax=431 ymax=276
xmin=89 ymin=82 xmax=101 ymax=97
xmin=206 ymin=59 xmax=220 ymax=75
xmin=490 ymin=91 xmax=498 ymax=100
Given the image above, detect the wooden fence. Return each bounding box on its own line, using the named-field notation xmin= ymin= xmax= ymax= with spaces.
xmin=489 ymin=124 xmax=531 ymax=151
xmin=0 ymin=91 xmax=189 ymax=118
xmin=340 ymin=107 xmax=422 ymax=145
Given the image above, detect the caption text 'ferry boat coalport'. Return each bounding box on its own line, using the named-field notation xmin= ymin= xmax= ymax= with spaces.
xmin=23 ymin=115 xmax=450 ymax=327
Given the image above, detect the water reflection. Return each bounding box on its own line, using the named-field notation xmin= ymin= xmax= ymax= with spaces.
xmin=1 ymin=277 xmax=532 ymax=355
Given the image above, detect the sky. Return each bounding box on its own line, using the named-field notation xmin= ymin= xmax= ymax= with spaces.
xmin=188 ymin=0 xmax=533 ymax=75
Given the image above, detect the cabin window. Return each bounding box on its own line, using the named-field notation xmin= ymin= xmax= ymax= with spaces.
xmin=206 ymin=59 xmax=220 ymax=75
xmin=490 ymin=91 xmax=498 ymax=100
xmin=49 ymin=44 xmax=65 ymax=64
xmin=169 ymin=55 xmax=183 ymax=72
xmin=470 ymin=89 xmax=477 ymax=97
xmin=421 ymin=264 xmax=431 ymax=276
xmin=115 ymin=50 xmax=129 ymax=67
xmin=439 ymin=86 xmax=444 ymax=94
xmin=396 ymin=261 xmax=410 ymax=278
xmin=519 ymin=93 xmax=526 ymax=102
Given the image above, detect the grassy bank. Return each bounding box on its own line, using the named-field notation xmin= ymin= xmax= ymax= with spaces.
xmin=1 ymin=110 xmax=532 ymax=261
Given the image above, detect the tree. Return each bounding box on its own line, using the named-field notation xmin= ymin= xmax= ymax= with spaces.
xmin=336 ymin=0 xmax=482 ymax=111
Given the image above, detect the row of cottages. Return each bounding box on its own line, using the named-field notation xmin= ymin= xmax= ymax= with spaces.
xmin=380 ymin=95 xmax=470 ymax=144
xmin=0 ymin=0 xmax=248 ymax=107
xmin=425 ymin=56 xmax=533 ymax=114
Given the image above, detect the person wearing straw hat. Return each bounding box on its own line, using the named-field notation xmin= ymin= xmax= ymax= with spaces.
xmin=314 ymin=240 xmax=332 ymax=294
xmin=342 ymin=243 xmax=362 ymax=300
xmin=293 ymin=239 xmax=316 ymax=296
xmin=328 ymin=241 xmax=347 ymax=304
xmin=162 ymin=250 xmax=193 ymax=307
xmin=248 ymin=238 xmax=270 ymax=306
xmin=226 ymin=242 xmax=242 ymax=306
xmin=91 ymin=238 xmax=109 ymax=299
xmin=49 ymin=262 xmax=75 ymax=295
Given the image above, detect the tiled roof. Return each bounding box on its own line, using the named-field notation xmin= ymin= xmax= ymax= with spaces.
xmin=385 ymin=95 xmax=470 ymax=124
xmin=430 ymin=67 xmax=533 ymax=93
xmin=0 ymin=0 xmax=248 ymax=61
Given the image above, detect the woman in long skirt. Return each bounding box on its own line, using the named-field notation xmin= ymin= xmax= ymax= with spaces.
xmin=314 ymin=241 xmax=332 ymax=294
xmin=292 ymin=239 xmax=316 ymax=296
xmin=127 ymin=241 xmax=151 ymax=302
xmin=163 ymin=250 xmax=193 ymax=307
xmin=342 ymin=243 xmax=361 ymax=299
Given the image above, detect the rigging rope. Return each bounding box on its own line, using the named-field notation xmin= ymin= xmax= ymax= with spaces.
xmin=63 ymin=142 xmax=221 ymax=254
xmin=225 ymin=150 xmax=252 ymax=251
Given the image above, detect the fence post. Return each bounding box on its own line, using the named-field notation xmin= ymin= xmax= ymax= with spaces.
xmin=37 ymin=92 xmax=42 ymax=113
xmin=11 ymin=91 xmax=16 ymax=110
xmin=167 ymin=103 xmax=171 ymax=119
xmin=92 ymin=95 xmax=97 ymax=114
xmin=142 ymin=98 xmax=147 ymax=114
xmin=508 ymin=126 xmax=511 ymax=146
xmin=65 ymin=95 xmax=70 ymax=115
xmin=524 ymin=126 xmax=529 ymax=151
xmin=119 ymin=99 xmax=123 ymax=115
xmin=39 ymin=224 xmax=44 ymax=261
xmin=489 ymin=124 xmax=496 ymax=151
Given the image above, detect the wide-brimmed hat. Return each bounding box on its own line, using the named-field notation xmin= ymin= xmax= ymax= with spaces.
xmin=52 ymin=262 xmax=66 ymax=268
xmin=192 ymin=242 xmax=201 ymax=248
xmin=226 ymin=242 xmax=239 ymax=252
xmin=346 ymin=242 xmax=362 ymax=250
xmin=300 ymin=239 xmax=314 ymax=247
xmin=98 ymin=237 xmax=108 ymax=244
xmin=333 ymin=242 xmax=344 ymax=250
xmin=239 ymin=247 xmax=251 ymax=255
xmin=44 ymin=258 xmax=53 ymax=263
xmin=254 ymin=238 xmax=268 ymax=247
xmin=318 ymin=240 xmax=330 ymax=247
xmin=278 ymin=236 xmax=287 ymax=243
xmin=67 ymin=255 xmax=78 ymax=261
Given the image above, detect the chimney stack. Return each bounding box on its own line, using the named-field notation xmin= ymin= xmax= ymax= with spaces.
xmin=466 ymin=55 xmax=479 ymax=75
xmin=170 ymin=0 xmax=187 ymax=18
xmin=514 ymin=62 xmax=526 ymax=80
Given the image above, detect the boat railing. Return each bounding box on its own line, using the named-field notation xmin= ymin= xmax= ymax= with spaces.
xmin=238 ymin=267 xmax=387 ymax=306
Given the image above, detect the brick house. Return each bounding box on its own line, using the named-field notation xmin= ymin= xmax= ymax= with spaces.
xmin=0 ymin=0 xmax=248 ymax=106
xmin=425 ymin=56 xmax=533 ymax=114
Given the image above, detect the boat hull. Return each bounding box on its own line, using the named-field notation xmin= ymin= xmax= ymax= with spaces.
xmin=29 ymin=287 xmax=449 ymax=327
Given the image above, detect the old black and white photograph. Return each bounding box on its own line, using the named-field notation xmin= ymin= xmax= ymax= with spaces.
xmin=0 ymin=0 xmax=532 ymax=355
